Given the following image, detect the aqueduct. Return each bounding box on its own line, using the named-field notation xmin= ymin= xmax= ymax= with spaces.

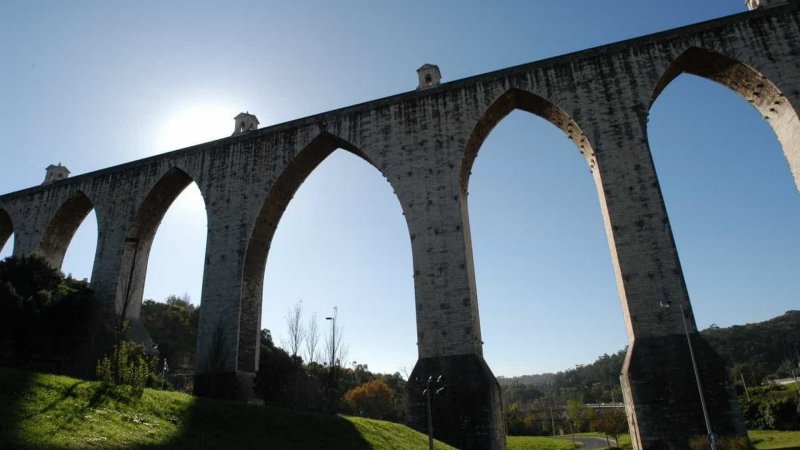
xmin=1 ymin=4 xmax=799 ymax=449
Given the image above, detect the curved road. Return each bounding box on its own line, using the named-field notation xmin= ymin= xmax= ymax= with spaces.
xmin=557 ymin=436 xmax=616 ymax=449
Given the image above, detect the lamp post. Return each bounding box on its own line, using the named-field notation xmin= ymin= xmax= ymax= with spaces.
xmin=325 ymin=307 xmax=337 ymax=411
xmin=661 ymin=301 xmax=716 ymax=450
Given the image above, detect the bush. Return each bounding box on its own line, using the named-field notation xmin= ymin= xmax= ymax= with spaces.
xmin=96 ymin=337 xmax=160 ymax=395
xmin=741 ymin=385 xmax=800 ymax=430
xmin=343 ymin=379 xmax=399 ymax=421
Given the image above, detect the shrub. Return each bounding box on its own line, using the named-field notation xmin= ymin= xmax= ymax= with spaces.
xmin=96 ymin=338 xmax=159 ymax=395
xmin=343 ymin=379 xmax=398 ymax=421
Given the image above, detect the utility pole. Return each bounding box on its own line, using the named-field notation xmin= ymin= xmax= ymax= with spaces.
xmin=420 ymin=375 xmax=445 ymax=450
xmin=740 ymin=372 xmax=751 ymax=402
xmin=661 ymin=301 xmax=717 ymax=450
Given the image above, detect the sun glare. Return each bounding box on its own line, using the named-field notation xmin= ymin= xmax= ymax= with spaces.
xmin=157 ymin=105 xmax=238 ymax=153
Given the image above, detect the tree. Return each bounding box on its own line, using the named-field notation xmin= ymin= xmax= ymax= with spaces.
xmin=343 ymin=378 xmax=399 ymax=420
xmin=283 ymin=300 xmax=305 ymax=358
xmin=140 ymin=294 xmax=199 ymax=389
xmin=0 ymin=255 xmax=94 ymax=374
xmin=596 ymin=408 xmax=628 ymax=445
xmin=253 ymin=329 xmax=297 ymax=408
xmin=566 ymin=399 xmax=592 ymax=433
xmin=304 ymin=312 xmax=320 ymax=364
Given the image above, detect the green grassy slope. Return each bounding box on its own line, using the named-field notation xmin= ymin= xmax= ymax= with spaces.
xmin=0 ymin=368 xmax=455 ymax=450
xmin=749 ymin=430 xmax=800 ymax=450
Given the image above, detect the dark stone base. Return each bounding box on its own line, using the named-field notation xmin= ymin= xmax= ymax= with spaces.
xmin=194 ymin=370 xmax=254 ymax=401
xmin=622 ymin=334 xmax=748 ymax=450
xmin=406 ymin=354 xmax=506 ymax=450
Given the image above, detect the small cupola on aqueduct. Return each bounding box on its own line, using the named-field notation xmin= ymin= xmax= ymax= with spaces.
xmin=232 ymin=112 xmax=260 ymax=136
xmin=42 ymin=163 xmax=70 ymax=185
xmin=417 ymin=64 xmax=441 ymax=90
xmin=746 ymin=0 xmax=786 ymax=9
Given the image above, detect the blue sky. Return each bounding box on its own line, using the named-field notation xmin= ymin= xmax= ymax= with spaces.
xmin=1 ymin=1 xmax=797 ymax=377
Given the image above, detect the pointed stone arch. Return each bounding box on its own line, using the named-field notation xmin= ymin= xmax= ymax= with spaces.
xmin=237 ymin=132 xmax=398 ymax=370
xmin=462 ymin=88 xmax=595 ymax=195
xmin=115 ymin=167 xmax=206 ymax=331
xmin=458 ymin=88 xmax=603 ymax=342
xmin=0 ymin=208 xmax=13 ymax=255
xmin=37 ymin=191 xmax=95 ymax=270
xmin=652 ymin=46 xmax=800 ymax=191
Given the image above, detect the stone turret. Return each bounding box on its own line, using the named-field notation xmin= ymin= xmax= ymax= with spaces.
xmin=232 ymin=112 xmax=260 ymax=136
xmin=42 ymin=163 xmax=70 ymax=185
xmin=416 ymin=64 xmax=441 ymax=90
xmin=746 ymin=0 xmax=786 ymax=10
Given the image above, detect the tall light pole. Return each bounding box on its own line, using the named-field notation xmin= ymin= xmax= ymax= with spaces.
xmin=661 ymin=301 xmax=717 ymax=450
xmin=325 ymin=307 xmax=337 ymax=411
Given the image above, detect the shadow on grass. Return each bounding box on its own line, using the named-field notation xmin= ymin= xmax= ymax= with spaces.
xmin=0 ymin=367 xmax=37 ymax=448
xmin=139 ymin=396 xmax=373 ymax=450
xmin=0 ymin=367 xmax=372 ymax=449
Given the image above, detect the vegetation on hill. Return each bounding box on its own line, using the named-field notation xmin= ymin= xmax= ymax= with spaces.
xmin=703 ymin=311 xmax=800 ymax=384
xmin=0 ymin=256 xmax=94 ymax=376
xmin=141 ymin=295 xmax=199 ymax=390
xmin=0 ymin=368 xmax=455 ymax=450
xmin=498 ymin=311 xmax=800 ymax=435
xmin=498 ymin=311 xmax=800 ymax=402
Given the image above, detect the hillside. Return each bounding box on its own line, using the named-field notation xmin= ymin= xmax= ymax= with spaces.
xmin=0 ymin=368 xmax=455 ymax=450
xmin=498 ymin=311 xmax=800 ymax=402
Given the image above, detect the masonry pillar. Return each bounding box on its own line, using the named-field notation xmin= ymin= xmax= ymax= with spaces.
xmin=400 ymin=167 xmax=505 ymax=450
xmin=87 ymin=206 xmax=158 ymax=357
xmin=590 ymin=118 xmax=747 ymax=449
xmin=193 ymin=213 xmax=255 ymax=400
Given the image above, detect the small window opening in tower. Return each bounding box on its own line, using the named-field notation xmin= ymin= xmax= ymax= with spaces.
xmin=425 ymin=74 xmax=432 ymax=84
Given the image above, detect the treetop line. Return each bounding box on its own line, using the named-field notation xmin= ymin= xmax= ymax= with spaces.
xmin=1 ymin=3 xmax=799 ymax=449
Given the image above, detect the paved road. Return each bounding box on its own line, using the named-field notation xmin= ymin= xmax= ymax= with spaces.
xmin=557 ymin=436 xmax=615 ymax=449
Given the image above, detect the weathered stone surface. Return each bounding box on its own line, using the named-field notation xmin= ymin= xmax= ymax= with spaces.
xmin=1 ymin=5 xmax=798 ymax=448
xmin=407 ymin=354 xmax=505 ymax=450
xmin=622 ymin=334 xmax=747 ymax=450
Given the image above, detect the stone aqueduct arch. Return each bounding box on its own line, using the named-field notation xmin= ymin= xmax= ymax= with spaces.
xmin=1 ymin=6 xmax=798 ymax=449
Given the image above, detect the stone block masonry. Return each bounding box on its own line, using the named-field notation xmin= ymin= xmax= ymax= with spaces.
xmin=2 ymin=5 xmax=799 ymax=448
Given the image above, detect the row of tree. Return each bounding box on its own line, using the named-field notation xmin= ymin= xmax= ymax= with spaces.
xmin=250 ymin=300 xmax=407 ymax=421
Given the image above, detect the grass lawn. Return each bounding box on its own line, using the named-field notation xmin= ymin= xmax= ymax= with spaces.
xmin=506 ymin=435 xmax=577 ymax=450
xmin=0 ymin=368 xmax=455 ymax=449
xmin=749 ymin=430 xmax=800 ymax=449
xmin=578 ymin=431 xmax=799 ymax=450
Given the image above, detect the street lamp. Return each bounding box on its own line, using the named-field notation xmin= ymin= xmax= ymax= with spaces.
xmin=660 ymin=301 xmax=717 ymax=450
xmin=326 ymin=307 xmax=337 ymax=411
